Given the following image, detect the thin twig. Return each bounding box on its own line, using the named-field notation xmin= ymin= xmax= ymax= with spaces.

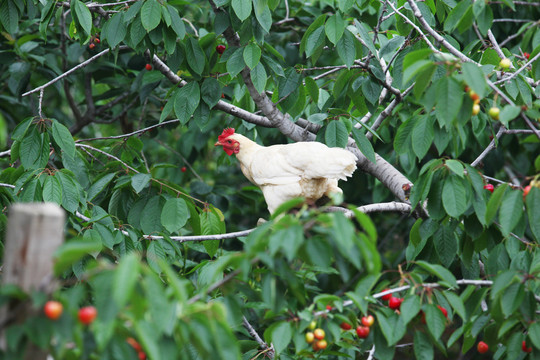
xmin=493 ymin=51 xmax=540 ymax=85
xmin=75 ymin=119 xmax=181 ymax=142
xmin=38 ymin=89 xmax=44 ymax=119
xmin=22 ymin=46 xmax=129 ymax=97
xmin=242 ymin=316 xmax=275 ymax=359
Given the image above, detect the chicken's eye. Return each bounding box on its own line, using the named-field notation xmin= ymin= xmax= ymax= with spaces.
xmin=227 ymin=140 xmax=232 ymax=143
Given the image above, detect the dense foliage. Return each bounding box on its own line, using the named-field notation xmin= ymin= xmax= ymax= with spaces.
xmin=0 ymin=0 xmax=539 ymax=359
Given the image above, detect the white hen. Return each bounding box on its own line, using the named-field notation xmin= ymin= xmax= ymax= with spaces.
xmin=215 ymin=128 xmax=357 ymax=214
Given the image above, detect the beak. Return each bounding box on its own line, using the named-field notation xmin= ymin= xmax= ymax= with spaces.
xmin=214 ymin=141 xmax=223 ymax=146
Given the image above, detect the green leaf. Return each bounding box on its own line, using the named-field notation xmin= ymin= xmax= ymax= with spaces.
xmin=400 ymin=295 xmax=421 ymax=325
xmin=498 ymin=318 xmax=519 ymax=339
xmin=490 ymin=269 xmax=518 ymax=301
xmin=226 ymin=47 xmax=246 ymax=78
xmin=403 ymin=48 xmax=433 ymax=71
xmin=414 ymin=331 xmax=434 ymax=360
xmin=325 ymin=13 xmax=346 ymax=45
xmin=53 ymin=238 xmax=102 ymax=275
xmin=167 ymin=5 xmax=186 ymax=39
xmin=337 ymin=29 xmax=355 ymax=68
xmin=141 ymin=0 xmax=161 ymax=32
xmin=351 ymin=127 xmax=375 ymax=163
xmin=278 ymin=68 xmax=302 ymax=100
xmin=416 ymin=261 xmax=457 ymax=288
xmin=443 ymin=292 xmax=465 ymax=320
xmin=445 ymin=160 xmax=464 ymax=177
xmin=498 ymin=189 xmax=523 ymax=236
xmin=52 ymin=120 xmax=75 ymax=158
xmin=71 ymin=0 xmax=92 ymax=37
xmin=498 ymin=105 xmax=521 ymax=127
xmin=425 ymin=304 xmax=446 ymax=339
xmin=0 ymin=0 xmax=19 ymax=34
xmin=433 ymin=224 xmax=458 ymax=267
xmin=160 ymin=198 xmax=189 ymax=233
xmin=174 ymin=82 xmax=200 ymax=125
xmin=375 ymin=311 xmax=406 ymax=346
xmin=412 ymin=116 xmax=434 ymax=159
xmin=354 ymin=20 xmax=377 ymax=56
xmin=140 ymin=196 xmax=164 ymax=234
xmin=55 ymin=171 xmax=79 ymax=213
xmin=525 ymin=187 xmax=540 ymax=241
xmin=444 ymin=0 xmax=471 ymax=33
xmin=250 ymin=62 xmax=267 ymax=94
xmin=442 ymin=176 xmax=468 ymax=218
xmin=485 ymin=183 xmax=507 ymax=225
xmin=529 ymin=322 xmax=540 ymax=350
xmin=88 ymin=173 xmax=115 ymax=201
xmin=201 ymin=77 xmax=221 ymax=109
xmin=113 ymin=252 xmax=139 ymax=308
xmin=42 ymin=175 xmax=62 ymax=205
xmin=325 ymin=121 xmax=348 ymax=148
xmin=105 ymin=12 xmax=127 ymax=48
xmin=20 ymin=128 xmax=49 ymax=170
xmin=305 ymin=25 xmax=325 ymax=58
xmin=299 ymin=14 xmax=326 ymax=55
xmin=435 ymin=77 xmax=463 ymax=128
xmin=185 ymin=37 xmax=205 ymax=75
xmin=231 ymin=0 xmax=251 ymax=21
xmin=253 ymin=0 xmax=272 ymax=33
xmin=131 ymin=173 xmax=151 ymax=194
xmin=243 ymin=43 xmax=261 ymax=70
xmin=269 ymin=322 xmax=292 ymax=355
xmin=501 ymin=282 xmax=524 ymax=317
xmin=461 ymin=62 xmax=487 ymax=98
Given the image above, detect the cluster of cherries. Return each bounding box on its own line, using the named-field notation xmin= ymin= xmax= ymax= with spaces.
xmin=44 ymin=300 xmax=147 ymax=359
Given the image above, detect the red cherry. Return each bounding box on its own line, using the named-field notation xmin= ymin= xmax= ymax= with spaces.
xmin=340 ymin=322 xmax=352 ymax=330
xmin=326 ymin=305 xmax=332 ymax=311
xmin=483 ymin=184 xmax=494 ymax=193
xmin=522 ymin=340 xmax=532 ymax=353
xmin=380 ymin=288 xmax=393 ymax=301
xmin=356 ymin=325 xmax=370 ymax=338
xmin=437 ymin=305 xmax=448 ymax=318
xmin=388 ymin=297 xmax=403 ymax=310
xmin=78 ymin=306 xmax=97 ymax=325
xmin=523 ymin=185 xmax=532 ymax=201
xmin=477 ymin=341 xmax=489 ymax=354
xmin=216 ymin=45 xmax=226 ymax=55
xmin=94 ymin=38 xmax=100 ymax=44
xmin=181 ymin=166 xmax=187 ymax=172
xmin=315 ymin=339 xmax=327 ymax=350
xmin=145 ymin=64 xmax=152 ymax=71
xmin=524 ymin=52 xmax=530 ymax=60
xmin=89 ymin=43 xmax=96 ymax=50
xmin=361 ymin=315 xmax=374 ymax=327
xmin=313 ymin=328 xmax=325 ymax=340
xmin=127 ymin=337 xmax=143 ymax=352
xmin=44 ymin=301 xmax=63 ymax=320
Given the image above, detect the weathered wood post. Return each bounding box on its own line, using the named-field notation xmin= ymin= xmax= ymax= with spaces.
xmin=0 ymin=203 xmax=65 ymax=360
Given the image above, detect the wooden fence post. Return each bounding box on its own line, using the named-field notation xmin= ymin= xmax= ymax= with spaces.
xmin=0 ymin=203 xmax=65 ymax=360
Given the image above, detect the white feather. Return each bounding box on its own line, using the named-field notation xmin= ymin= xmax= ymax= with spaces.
xmin=226 ymin=134 xmax=357 ymax=214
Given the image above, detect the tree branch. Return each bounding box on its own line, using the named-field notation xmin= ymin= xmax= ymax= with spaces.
xmin=327 ymin=202 xmax=412 ymax=217
xmin=242 ymin=316 xmax=275 ymax=359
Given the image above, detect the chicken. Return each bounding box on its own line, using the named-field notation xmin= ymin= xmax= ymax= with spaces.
xmin=214 ymin=128 xmax=357 ymax=214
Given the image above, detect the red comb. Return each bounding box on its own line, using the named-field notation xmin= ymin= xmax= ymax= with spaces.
xmin=218 ymin=128 xmax=235 ymax=142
